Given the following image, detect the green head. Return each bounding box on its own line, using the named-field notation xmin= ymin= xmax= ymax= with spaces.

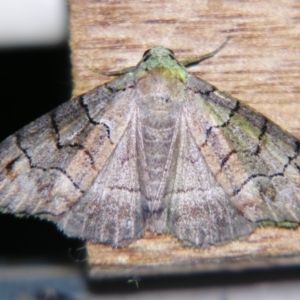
xmin=134 ymin=46 xmax=188 ymax=82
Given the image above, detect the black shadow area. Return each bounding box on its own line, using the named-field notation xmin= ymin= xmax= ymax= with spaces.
xmin=87 ymin=264 xmax=300 ymax=295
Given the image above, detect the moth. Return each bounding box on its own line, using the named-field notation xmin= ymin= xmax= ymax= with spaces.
xmin=1 ymin=41 xmax=300 ymax=248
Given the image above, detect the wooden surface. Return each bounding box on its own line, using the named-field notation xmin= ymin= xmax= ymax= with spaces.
xmin=69 ymin=0 xmax=300 ymax=278
xmin=88 ymin=227 xmax=300 ymax=278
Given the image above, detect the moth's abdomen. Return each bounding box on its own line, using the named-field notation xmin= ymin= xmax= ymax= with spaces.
xmin=143 ymin=121 xmax=175 ymax=193
xmin=138 ymin=106 xmax=179 ymax=206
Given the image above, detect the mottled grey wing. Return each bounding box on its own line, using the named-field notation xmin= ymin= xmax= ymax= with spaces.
xmin=167 ymin=113 xmax=255 ymax=246
xmin=184 ymin=75 xmax=300 ymax=224
xmin=0 ymin=79 xmax=144 ymax=246
xmin=58 ymin=107 xmax=144 ymax=246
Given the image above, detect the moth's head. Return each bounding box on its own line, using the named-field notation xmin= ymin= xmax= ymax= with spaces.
xmin=141 ymin=47 xmax=177 ymax=63
xmin=137 ymin=46 xmax=187 ymax=81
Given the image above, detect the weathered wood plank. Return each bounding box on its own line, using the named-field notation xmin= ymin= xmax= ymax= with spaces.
xmin=69 ymin=0 xmax=300 ymax=278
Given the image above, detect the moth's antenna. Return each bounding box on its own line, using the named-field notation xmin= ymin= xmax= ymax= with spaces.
xmin=180 ymin=37 xmax=230 ymax=67
xmin=100 ymin=66 xmax=136 ymax=76
xmin=88 ymin=65 xmax=136 ymax=76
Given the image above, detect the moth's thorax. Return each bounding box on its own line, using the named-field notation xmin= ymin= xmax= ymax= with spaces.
xmin=135 ymin=70 xmax=187 ymax=106
xmin=135 ymin=72 xmax=186 ymax=129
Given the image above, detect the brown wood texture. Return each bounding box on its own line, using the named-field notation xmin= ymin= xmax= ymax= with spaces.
xmin=69 ymin=0 xmax=300 ymax=278
xmin=88 ymin=228 xmax=300 ymax=278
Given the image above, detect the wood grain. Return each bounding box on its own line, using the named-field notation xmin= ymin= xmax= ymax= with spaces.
xmin=88 ymin=228 xmax=300 ymax=278
xmin=69 ymin=0 xmax=300 ymax=278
